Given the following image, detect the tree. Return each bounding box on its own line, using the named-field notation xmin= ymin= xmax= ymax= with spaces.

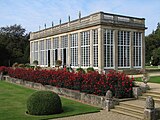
xmin=145 ymin=22 xmax=160 ymax=65
xmin=151 ymin=47 xmax=160 ymax=65
xmin=0 ymin=24 xmax=29 ymax=66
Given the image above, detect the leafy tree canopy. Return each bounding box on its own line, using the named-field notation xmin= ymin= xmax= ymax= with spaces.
xmin=0 ymin=24 xmax=29 ymax=66
xmin=145 ymin=22 xmax=160 ymax=65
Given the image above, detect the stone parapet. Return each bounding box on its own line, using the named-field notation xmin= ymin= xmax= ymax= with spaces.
xmin=29 ymin=12 xmax=145 ymax=41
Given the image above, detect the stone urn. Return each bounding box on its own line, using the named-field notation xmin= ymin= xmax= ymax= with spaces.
xmin=105 ymin=90 xmax=112 ymax=100
xmin=145 ymin=96 xmax=155 ymax=110
xmin=142 ymin=72 xmax=150 ymax=84
xmin=141 ymin=72 xmax=150 ymax=90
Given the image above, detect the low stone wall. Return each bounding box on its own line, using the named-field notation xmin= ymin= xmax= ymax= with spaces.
xmin=2 ymin=75 xmax=106 ymax=108
xmin=2 ymin=75 xmax=146 ymax=109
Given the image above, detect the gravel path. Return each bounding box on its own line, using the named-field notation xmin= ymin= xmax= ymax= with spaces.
xmin=52 ymin=110 xmax=141 ymax=120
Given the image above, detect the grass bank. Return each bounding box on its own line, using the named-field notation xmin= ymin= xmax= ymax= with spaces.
xmin=135 ymin=76 xmax=160 ymax=84
xmin=0 ymin=81 xmax=100 ymax=120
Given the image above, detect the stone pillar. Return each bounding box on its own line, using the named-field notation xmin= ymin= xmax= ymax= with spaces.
xmin=132 ymin=87 xmax=142 ymax=99
xmin=78 ymin=32 xmax=81 ymax=67
xmin=58 ymin=36 xmax=61 ymax=60
xmin=98 ymin=27 xmax=104 ymax=72
xmin=50 ymin=37 xmax=54 ymax=67
xmin=105 ymin=90 xmax=114 ymax=111
xmin=38 ymin=41 xmax=40 ymax=66
xmin=130 ymin=31 xmax=134 ymax=69
xmin=90 ymin=29 xmax=93 ymax=67
xmin=68 ymin=34 xmax=71 ymax=66
xmin=142 ymin=32 xmax=145 ymax=70
xmin=30 ymin=41 xmax=33 ymax=64
xmin=44 ymin=39 xmax=47 ymax=66
xmin=113 ymin=30 xmax=118 ymax=71
xmin=144 ymin=96 xmax=156 ymax=120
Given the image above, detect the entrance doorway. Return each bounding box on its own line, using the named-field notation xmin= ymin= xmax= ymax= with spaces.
xmin=63 ymin=48 xmax=67 ymax=66
xmin=48 ymin=50 xmax=50 ymax=67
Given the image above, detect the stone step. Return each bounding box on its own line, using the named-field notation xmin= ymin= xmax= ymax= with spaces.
xmin=143 ymin=93 xmax=160 ymax=99
xmin=115 ymin=105 xmax=144 ymax=114
xmin=139 ymin=96 xmax=160 ymax=103
xmin=111 ymin=109 xmax=143 ymax=120
xmin=119 ymin=102 xmax=144 ymax=111
xmin=111 ymin=101 xmax=144 ymax=119
xmin=146 ymin=91 xmax=160 ymax=95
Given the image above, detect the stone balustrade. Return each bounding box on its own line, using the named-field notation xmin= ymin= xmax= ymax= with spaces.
xmin=29 ymin=12 xmax=145 ymax=41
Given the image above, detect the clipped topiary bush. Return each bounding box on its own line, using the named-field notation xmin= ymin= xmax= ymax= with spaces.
xmin=12 ymin=62 xmax=19 ymax=68
xmin=18 ymin=64 xmax=25 ymax=68
xmin=86 ymin=67 xmax=95 ymax=73
xmin=76 ymin=67 xmax=85 ymax=74
xmin=27 ymin=91 xmax=63 ymax=115
xmin=66 ymin=67 xmax=74 ymax=72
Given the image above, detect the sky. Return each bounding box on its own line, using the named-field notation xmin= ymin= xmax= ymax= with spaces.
xmin=0 ymin=0 xmax=159 ymax=35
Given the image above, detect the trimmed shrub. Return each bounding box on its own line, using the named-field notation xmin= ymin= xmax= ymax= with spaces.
xmin=33 ymin=60 xmax=38 ymax=65
xmin=76 ymin=67 xmax=85 ymax=74
xmin=12 ymin=62 xmax=19 ymax=68
xmin=86 ymin=67 xmax=95 ymax=73
xmin=66 ymin=67 xmax=74 ymax=72
xmin=55 ymin=60 xmax=62 ymax=66
xmin=18 ymin=64 xmax=25 ymax=68
xmin=27 ymin=91 xmax=63 ymax=115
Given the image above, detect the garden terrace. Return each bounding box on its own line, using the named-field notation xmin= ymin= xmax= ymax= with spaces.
xmin=2 ymin=66 xmax=134 ymax=98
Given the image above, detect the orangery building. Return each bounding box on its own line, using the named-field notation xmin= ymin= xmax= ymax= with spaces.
xmin=29 ymin=11 xmax=146 ymax=71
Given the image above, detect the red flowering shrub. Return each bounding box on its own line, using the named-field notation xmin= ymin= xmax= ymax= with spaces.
xmin=106 ymin=70 xmax=134 ymax=98
xmin=0 ymin=66 xmax=8 ymax=75
xmin=81 ymin=71 xmax=106 ymax=95
xmin=6 ymin=67 xmax=134 ymax=98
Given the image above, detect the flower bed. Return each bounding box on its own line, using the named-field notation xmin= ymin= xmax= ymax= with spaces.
xmin=0 ymin=66 xmax=8 ymax=75
xmin=1 ymin=66 xmax=134 ymax=98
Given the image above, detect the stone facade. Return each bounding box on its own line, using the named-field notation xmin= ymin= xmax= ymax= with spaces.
xmin=29 ymin=11 xmax=146 ymax=71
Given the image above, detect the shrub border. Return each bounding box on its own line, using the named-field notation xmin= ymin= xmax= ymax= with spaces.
xmin=2 ymin=75 xmax=138 ymax=109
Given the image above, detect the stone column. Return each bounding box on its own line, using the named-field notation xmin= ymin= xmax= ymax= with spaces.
xmin=38 ymin=41 xmax=40 ymax=66
xmin=68 ymin=34 xmax=71 ymax=66
xmin=78 ymin=32 xmax=81 ymax=67
xmin=50 ymin=37 xmax=54 ymax=67
xmin=58 ymin=36 xmax=61 ymax=60
xmin=144 ymin=96 xmax=156 ymax=120
xmin=98 ymin=27 xmax=104 ymax=72
xmin=130 ymin=31 xmax=134 ymax=69
xmin=44 ymin=39 xmax=47 ymax=66
xmin=142 ymin=32 xmax=145 ymax=70
xmin=30 ymin=41 xmax=33 ymax=64
xmin=113 ymin=30 xmax=118 ymax=71
xmin=90 ymin=29 xmax=93 ymax=67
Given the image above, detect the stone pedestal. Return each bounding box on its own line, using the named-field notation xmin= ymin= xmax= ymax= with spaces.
xmin=144 ymin=96 xmax=156 ymax=120
xmin=105 ymin=99 xmax=114 ymax=111
xmin=132 ymin=87 xmax=142 ymax=98
xmin=105 ymin=90 xmax=114 ymax=111
xmin=144 ymin=109 xmax=156 ymax=120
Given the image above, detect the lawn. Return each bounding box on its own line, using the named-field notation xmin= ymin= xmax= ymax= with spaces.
xmin=135 ymin=76 xmax=160 ymax=84
xmin=145 ymin=66 xmax=159 ymax=69
xmin=0 ymin=81 xmax=101 ymax=120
